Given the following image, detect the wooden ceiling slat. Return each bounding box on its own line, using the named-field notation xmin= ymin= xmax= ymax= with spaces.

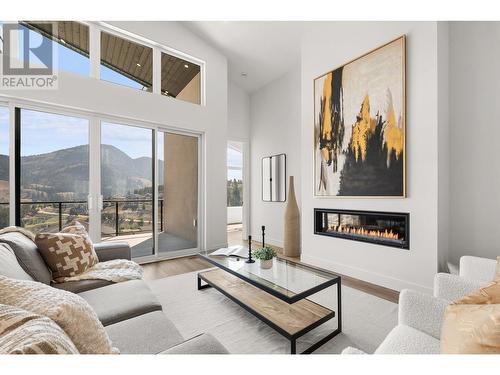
xmin=118 ymin=40 xmax=131 ymax=72
xmin=111 ymin=37 xmax=123 ymax=66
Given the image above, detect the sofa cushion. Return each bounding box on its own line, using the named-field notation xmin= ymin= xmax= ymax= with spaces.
xmin=441 ymin=281 xmax=500 ymax=354
xmin=105 ymin=311 xmax=184 ymax=354
xmin=0 ymin=231 xmax=51 ymax=284
xmin=93 ymin=242 xmax=131 ymax=262
xmin=161 ymin=333 xmax=229 ymax=354
xmin=0 ymin=303 xmax=78 ymax=354
xmin=0 ymin=243 xmax=34 ymax=281
xmin=52 ymin=279 xmax=114 ymax=294
xmin=35 ymin=232 xmax=98 ymax=281
xmin=78 ymin=279 xmax=162 ymax=326
xmin=375 ymin=325 xmax=440 ymax=354
xmin=0 ymin=276 xmax=117 ymax=354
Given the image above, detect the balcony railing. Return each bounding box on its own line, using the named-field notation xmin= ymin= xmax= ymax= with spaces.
xmin=0 ymin=199 xmax=164 ymax=236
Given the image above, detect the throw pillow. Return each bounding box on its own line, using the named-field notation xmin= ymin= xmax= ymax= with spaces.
xmin=0 ymin=230 xmax=52 ymax=284
xmin=35 ymin=233 xmax=98 ymax=282
xmin=0 ymin=303 xmax=78 ymax=354
xmin=441 ymin=281 xmax=500 ymax=354
xmin=0 ymin=276 xmax=118 ymax=354
xmin=0 ymin=243 xmax=34 ymax=281
xmin=61 ymin=221 xmax=90 ymax=240
xmin=0 ymin=226 xmax=36 ymax=241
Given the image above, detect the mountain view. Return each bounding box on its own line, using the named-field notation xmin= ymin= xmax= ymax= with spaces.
xmin=0 ymin=145 xmax=162 ymax=235
xmin=0 ymin=144 xmax=163 ymax=202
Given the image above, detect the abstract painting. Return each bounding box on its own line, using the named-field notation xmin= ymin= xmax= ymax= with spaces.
xmin=314 ymin=36 xmax=406 ymax=197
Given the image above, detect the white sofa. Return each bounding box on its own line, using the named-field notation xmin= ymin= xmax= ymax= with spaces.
xmin=343 ymin=256 xmax=498 ymax=354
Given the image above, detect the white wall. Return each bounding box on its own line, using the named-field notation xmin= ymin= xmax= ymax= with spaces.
xmin=449 ymin=22 xmax=500 ymax=264
xmin=437 ymin=22 xmax=450 ymax=271
xmin=0 ymin=21 xmax=228 ymax=251
xmin=250 ymin=66 xmax=301 ymax=247
xmin=228 ymin=81 xmax=250 ymax=142
xmin=300 ymin=22 xmax=441 ymax=293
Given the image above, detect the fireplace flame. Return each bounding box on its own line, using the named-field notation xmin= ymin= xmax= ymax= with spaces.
xmin=329 ymin=225 xmax=401 ymax=240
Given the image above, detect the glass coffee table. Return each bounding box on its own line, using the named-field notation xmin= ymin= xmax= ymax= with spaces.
xmin=197 ymin=251 xmax=342 ymax=354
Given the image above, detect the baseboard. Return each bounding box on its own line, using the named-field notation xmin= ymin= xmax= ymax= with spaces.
xmin=301 ymin=253 xmax=433 ymax=294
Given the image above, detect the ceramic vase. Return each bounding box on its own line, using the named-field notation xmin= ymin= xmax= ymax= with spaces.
xmin=260 ymin=259 xmax=273 ymax=269
xmin=283 ymin=176 xmax=300 ymax=257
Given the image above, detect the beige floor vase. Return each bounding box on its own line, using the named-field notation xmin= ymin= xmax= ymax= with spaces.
xmin=283 ymin=176 xmax=300 ymax=257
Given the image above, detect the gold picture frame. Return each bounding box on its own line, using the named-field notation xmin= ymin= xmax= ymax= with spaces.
xmin=313 ymin=35 xmax=406 ymax=198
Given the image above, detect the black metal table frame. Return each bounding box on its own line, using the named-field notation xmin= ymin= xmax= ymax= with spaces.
xmin=196 ymin=255 xmax=342 ymax=354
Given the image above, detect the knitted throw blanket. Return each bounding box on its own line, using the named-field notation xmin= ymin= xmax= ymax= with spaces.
xmin=55 ymin=259 xmax=144 ymax=283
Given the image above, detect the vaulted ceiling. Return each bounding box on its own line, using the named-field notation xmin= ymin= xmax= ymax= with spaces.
xmin=183 ymin=21 xmax=311 ymax=93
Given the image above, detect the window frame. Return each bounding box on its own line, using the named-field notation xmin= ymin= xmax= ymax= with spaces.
xmin=87 ymin=22 xmax=206 ymax=105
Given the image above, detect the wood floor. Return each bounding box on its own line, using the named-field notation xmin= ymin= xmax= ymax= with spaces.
xmin=142 ymin=256 xmax=212 ymax=280
xmin=141 ymin=240 xmax=400 ymax=304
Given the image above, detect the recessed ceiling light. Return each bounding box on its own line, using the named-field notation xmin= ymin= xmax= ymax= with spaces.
xmin=184 ymin=64 xmax=189 ymax=68
xmin=136 ymin=63 xmax=141 ymax=67
xmin=241 ymin=72 xmax=247 ymax=78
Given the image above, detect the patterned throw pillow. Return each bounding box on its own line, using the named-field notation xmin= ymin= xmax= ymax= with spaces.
xmin=0 ymin=276 xmax=118 ymax=354
xmin=35 ymin=233 xmax=98 ymax=282
xmin=441 ymin=281 xmax=500 ymax=354
xmin=0 ymin=304 xmax=78 ymax=354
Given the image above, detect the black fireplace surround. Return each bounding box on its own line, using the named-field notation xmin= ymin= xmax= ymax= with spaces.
xmin=314 ymin=208 xmax=409 ymax=249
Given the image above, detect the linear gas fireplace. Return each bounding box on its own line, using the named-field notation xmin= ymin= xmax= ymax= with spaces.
xmin=314 ymin=209 xmax=409 ymax=249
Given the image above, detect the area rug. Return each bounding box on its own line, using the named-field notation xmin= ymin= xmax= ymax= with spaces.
xmin=148 ymin=270 xmax=398 ymax=354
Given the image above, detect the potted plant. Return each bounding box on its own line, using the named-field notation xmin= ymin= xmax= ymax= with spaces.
xmin=252 ymin=246 xmax=277 ymax=269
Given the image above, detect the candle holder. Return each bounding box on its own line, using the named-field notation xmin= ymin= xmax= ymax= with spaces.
xmin=245 ymin=235 xmax=255 ymax=263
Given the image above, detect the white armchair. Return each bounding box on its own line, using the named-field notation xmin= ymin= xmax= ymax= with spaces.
xmin=434 ymin=256 xmax=497 ymax=301
xmin=459 ymin=256 xmax=497 ymax=282
xmin=342 ymin=289 xmax=448 ymax=354
xmin=342 ymin=255 xmax=497 ymax=354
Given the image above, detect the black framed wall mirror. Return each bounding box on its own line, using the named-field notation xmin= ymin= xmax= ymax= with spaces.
xmin=262 ymin=153 xmax=286 ymax=202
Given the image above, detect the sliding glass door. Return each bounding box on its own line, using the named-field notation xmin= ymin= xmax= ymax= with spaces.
xmin=8 ymin=106 xmax=201 ymax=261
xmin=100 ymin=122 xmax=154 ymax=258
xmin=157 ymin=130 xmax=199 ymax=255
xmin=17 ymin=109 xmax=89 ymax=233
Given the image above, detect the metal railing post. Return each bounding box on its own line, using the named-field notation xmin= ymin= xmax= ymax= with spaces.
xmin=160 ymin=199 xmax=163 ymax=232
xmin=115 ymin=201 xmax=119 ymax=237
xmin=58 ymin=202 xmax=62 ymax=231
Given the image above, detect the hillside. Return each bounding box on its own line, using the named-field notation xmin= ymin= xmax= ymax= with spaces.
xmin=0 ymin=145 xmax=163 ymax=201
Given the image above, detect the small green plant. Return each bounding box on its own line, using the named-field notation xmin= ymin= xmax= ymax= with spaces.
xmin=252 ymin=246 xmax=277 ymax=261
